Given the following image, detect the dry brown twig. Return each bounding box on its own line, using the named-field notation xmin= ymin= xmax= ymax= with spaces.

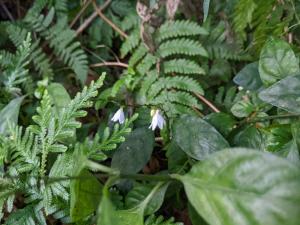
xmin=90 ymin=62 xmax=129 ymax=68
xmin=195 ymin=93 xmax=221 ymax=113
xmin=92 ymin=0 xmax=128 ymax=39
xmin=75 ymin=0 xmax=112 ymax=36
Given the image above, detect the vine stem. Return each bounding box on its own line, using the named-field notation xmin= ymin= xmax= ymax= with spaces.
xmin=30 ymin=173 xmax=174 ymax=186
xmin=92 ymin=0 xmax=128 ymax=39
xmin=240 ymin=113 xmax=300 ymax=125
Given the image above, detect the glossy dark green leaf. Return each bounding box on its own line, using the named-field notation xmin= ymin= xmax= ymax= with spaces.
xmin=233 ymin=62 xmax=263 ymax=91
xmin=231 ymin=100 xmax=255 ymax=118
xmin=188 ymin=203 xmax=208 ymax=225
xmin=47 ymin=83 xmax=71 ymax=114
xmin=204 ymin=113 xmax=236 ymax=137
xmin=174 ymin=148 xmax=300 ymax=225
xmin=277 ymin=140 xmax=300 ymax=164
xmin=261 ymin=124 xmax=292 ymax=152
xmin=233 ymin=126 xmax=264 ymax=150
xmin=259 ymin=75 xmax=300 ymax=113
xmin=259 ymin=38 xmax=299 ymax=86
xmin=173 ymin=115 xmax=229 ymax=160
xmin=125 ymin=182 xmax=169 ymax=215
xmin=70 ymin=169 xmax=103 ymax=222
xmin=166 ymin=141 xmax=188 ymax=173
xmin=111 ymin=127 xmax=154 ymax=174
xmin=97 ymin=192 xmax=143 ymax=225
xmin=0 ymin=96 xmax=24 ymax=135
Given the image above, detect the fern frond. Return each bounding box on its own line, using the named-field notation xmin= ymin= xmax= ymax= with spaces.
xmin=44 ymin=19 xmax=88 ymax=83
xmin=120 ymin=29 xmax=140 ymax=58
xmin=157 ymin=20 xmax=208 ymax=42
xmin=158 ymin=39 xmax=208 ymax=58
xmin=136 ymin=54 xmax=157 ymax=75
xmin=55 ymin=74 xmax=106 ymax=140
xmin=99 ymin=113 xmax=138 ymax=151
xmin=6 ymin=25 xmax=53 ymax=76
xmin=233 ymin=0 xmax=256 ymax=41
xmin=129 ymin=44 xmax=148 ymax=67
xmin=6 ymin=205 xmax=46 ymax=225
xmin=152 ymin=90 xmax=200 ymax=109
xmin=147 ymin=76 xmax=204 ymax=99
xmin=121 ymin=13 xmax=139 ymax=32
xmin=164 ymin=59 xmax=205 ymax=75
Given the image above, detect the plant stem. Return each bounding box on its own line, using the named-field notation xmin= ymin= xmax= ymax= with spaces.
xmin=90 ymin=61 xmax=129 ymax=68
xmin=241 ymin=113 xmax=300 ymax=125
xmin=119 ymin=173 xmax=173 ymax=181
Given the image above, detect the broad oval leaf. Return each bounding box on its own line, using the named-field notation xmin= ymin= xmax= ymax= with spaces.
xmin=259 ymin=38 xmax=299 ymax=86
xmin=173 ymin=115 xmax=229 ymax=160
xmin=47 ymin=83 xmax=71 ymax=114
xmin=259 ymin=74 xmax=300 ymax=113
xmin=125 ymin=182 xmax=169 ymax=215
xmin=174 ymin=148 xmax=300 ymax=225
xmin=0 ymin=96 xmax=24 ymax=135
xmin=70 ymin=169 xmax=103 ymax=222
xmin=111 ymin=127 xmax=154 ymax=174
xmin=233 ymin=62 xmax=263 ymax=91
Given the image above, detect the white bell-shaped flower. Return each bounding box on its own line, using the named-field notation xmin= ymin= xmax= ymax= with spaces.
xmin=111 ymin=107 xmax=125 ymax=124
xmin=149 ymin=109 xmax=165 ymax=130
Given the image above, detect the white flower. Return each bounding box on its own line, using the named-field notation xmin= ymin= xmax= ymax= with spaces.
xmin=111 ymin=108 xmax=125 ymax=124
xmin=149 ymin=109 xmax=165 ymax=130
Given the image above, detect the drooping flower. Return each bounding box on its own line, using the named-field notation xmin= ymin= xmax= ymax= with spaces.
xmin=149 ymin=109 xmax=165 ymax=130
xmin=111 ymin=108 xmax=125 ymax=124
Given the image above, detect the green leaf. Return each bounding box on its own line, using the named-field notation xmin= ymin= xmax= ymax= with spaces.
xmin=233 ymin=126 xmax=264 ymax=150
xmin=204 ymin=113 xmax=236 ymax=137
xmin=0 ymin=96 xmax=24 ymax=135
xmin=259 ymin=74 xmax=300 ymax=113
xmin=173 ymin=115 xmax=229 ymax=160
xmin=47 ymin=83 xmax=71 ymax=114
xmin=259 ymin=38 xmax=300 ymax=86
xmin=233 ymin=62 xmax=263 ymax=91
xmin=188 ymin=203 xmax=208 ymax=225
xmin=125 ymin=182 xmax=169 ymax=215
xmin=97 ymin=192 xmax=143 ymax=225
xmin=111 ymin=127 xmax=154 ymax=174
xmin=166 ymin=141 xmax=188 ymax=173
xmin=174 ymin=148 xmax=300 ymax=225
xmin=277 ymin=140 xmax=300 ymax=164
xmin=203 ymin=0 xmax=210 ymax=22
xmin=231 ymin=100 xmax=255 ymax=118
xmin=70 ymin=169 xmax=103 ymax=222
xmin=164 ymin=59 xmax=205 ymax=75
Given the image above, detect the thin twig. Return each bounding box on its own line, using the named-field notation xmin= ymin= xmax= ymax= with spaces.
xmin=70 ymin=0 xmax=93 ymax=28
xmin=92 ymin=0 xmax=128 ymax=39
xmin=0 ymin=2 xmax=14 ymax=21
xmin=195 ymin=93 xmax=220 ymax=113
xmin=90 ymin=62 xmax=129 ymax=68
xmin=75 ymin=0 xmax=112 ymax=36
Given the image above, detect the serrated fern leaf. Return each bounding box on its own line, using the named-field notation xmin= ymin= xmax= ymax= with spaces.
xmin=158 ymin=39 xmax=208 ymax=58
xmin=129 ymin=44 xmax=148 ymax=67
xmin=157 ymin=20 xmax=208 ymax=42
xmin=233 ymin=0 xmax=256 ymax=41
xmin=121 ymin=28 xmax=140 ymax=58
xmin=164 ymin=59 xmax=205 ymax=75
